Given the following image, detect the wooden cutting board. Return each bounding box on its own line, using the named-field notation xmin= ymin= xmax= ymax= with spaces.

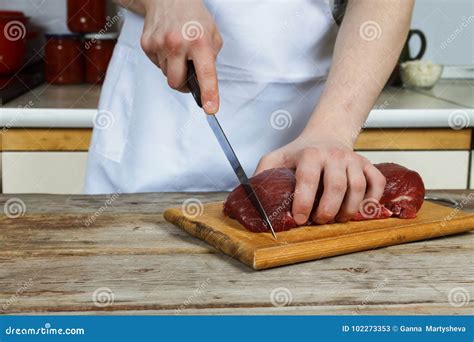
xmin=164 ymin=201 xmax=474 ymax=270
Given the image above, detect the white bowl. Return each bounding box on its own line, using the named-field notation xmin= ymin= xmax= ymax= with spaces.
xmin=400 ymin=60 xmax=443 ymax=89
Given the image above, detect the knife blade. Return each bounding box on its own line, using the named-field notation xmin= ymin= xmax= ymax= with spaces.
xmin=186 ymin=60 xmax=277 ymax=239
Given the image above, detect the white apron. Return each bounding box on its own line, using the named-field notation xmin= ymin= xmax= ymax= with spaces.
xmin=84 ymin=0 xmax=338 ymax=194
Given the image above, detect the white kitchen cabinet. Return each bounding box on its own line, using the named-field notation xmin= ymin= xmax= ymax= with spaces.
xmin=2 ymin=152 xmax=88 ymax=194
xmin=359 ymin=151 xmax=469 ymax=189
xmin=471 ymin=151 xmax=474 ymax=189
xmin=0 ymin=151 xmax=470 ymax=193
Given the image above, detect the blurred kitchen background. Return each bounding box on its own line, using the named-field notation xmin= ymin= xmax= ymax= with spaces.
xmin=0 ymin=0 xmax=472 ymax=194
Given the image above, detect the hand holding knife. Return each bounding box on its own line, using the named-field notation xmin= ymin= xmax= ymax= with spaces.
xmin=186 ymin=60 xmax=277 ymax=239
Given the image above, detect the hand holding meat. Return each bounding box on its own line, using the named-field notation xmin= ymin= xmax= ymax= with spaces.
xmin=254 ymin=135 xmax=387 ymax=225
xmin=140 ymin=0 xmax=223 ymax=114
xmin=225 ymin=163 xmax=425 ymax=233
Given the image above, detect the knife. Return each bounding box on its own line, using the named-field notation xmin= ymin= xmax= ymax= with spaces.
xmin=186 ymin=60 xmax=277 ymax=239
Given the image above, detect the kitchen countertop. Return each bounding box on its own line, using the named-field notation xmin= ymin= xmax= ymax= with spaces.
xmin=1 ymin=190 xmax=472 ymax=315
xmin=0 ymin=80 xmax=473 ymax=128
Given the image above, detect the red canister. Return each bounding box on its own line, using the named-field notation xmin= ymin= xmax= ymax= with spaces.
xmin=45 ymin=34 xmax=84 ymax=84
xmin=0 ymin=11 xmax=32 ymax=74
xmin=67 ymin=0 xmax=106 ymax=33
xmin=84 ymin=33 xmax=117 ymax=84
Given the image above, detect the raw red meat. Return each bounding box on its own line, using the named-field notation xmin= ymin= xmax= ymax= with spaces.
xmin=223 ymin=163 xmax=425 ymax=233
xmin=224 ymin=168 xmax=298 ymax=232
xmin=369 ymin=163 xmax=424 ymax=219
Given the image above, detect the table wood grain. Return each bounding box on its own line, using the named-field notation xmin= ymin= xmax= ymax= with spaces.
xmin=0 ymin=191 xmax=472 ymax=315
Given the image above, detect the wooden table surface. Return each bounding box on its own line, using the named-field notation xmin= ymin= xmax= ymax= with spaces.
xmin=0 ymin=190 xmax=472 ymax=315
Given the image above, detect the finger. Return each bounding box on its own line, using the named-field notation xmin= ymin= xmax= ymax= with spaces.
xmin=147 ymin=52 xmax=160 ymax=69
xmin=292 ymin=156 xmax=322 ymax=225
xmin=158 ymin=57 xmax=168 ymax=76
xmin=212 ymin=32 xmax=224 ymax=55
xmin=254 ymin=153 xmax=283 ymax=175
xmin=140 ymin=28 xmax=162 ymax=69
xmin=313 ymin=161 xmax=348 ymax=224
xmin=336 ymin=162 xmax=366 ymax=222
xmin=364 ymin=164 xmax=386 ymax=201
xmin=189 ymin=48 xmax=219 ymax=114
xmin=166 ymin=55 xmax=188 ymax=91
xmin=141 ymin=38 xmax=160 ymax=68
xmin=178 ymin=85 xmax=190 ymax=93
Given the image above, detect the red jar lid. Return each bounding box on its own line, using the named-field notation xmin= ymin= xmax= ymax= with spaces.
xmin=0 ymin=10 xmax=26 ymax=19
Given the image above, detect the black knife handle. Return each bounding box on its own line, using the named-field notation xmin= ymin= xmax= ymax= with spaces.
xmin=186 ymin=60 xmax=202 ymax=108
